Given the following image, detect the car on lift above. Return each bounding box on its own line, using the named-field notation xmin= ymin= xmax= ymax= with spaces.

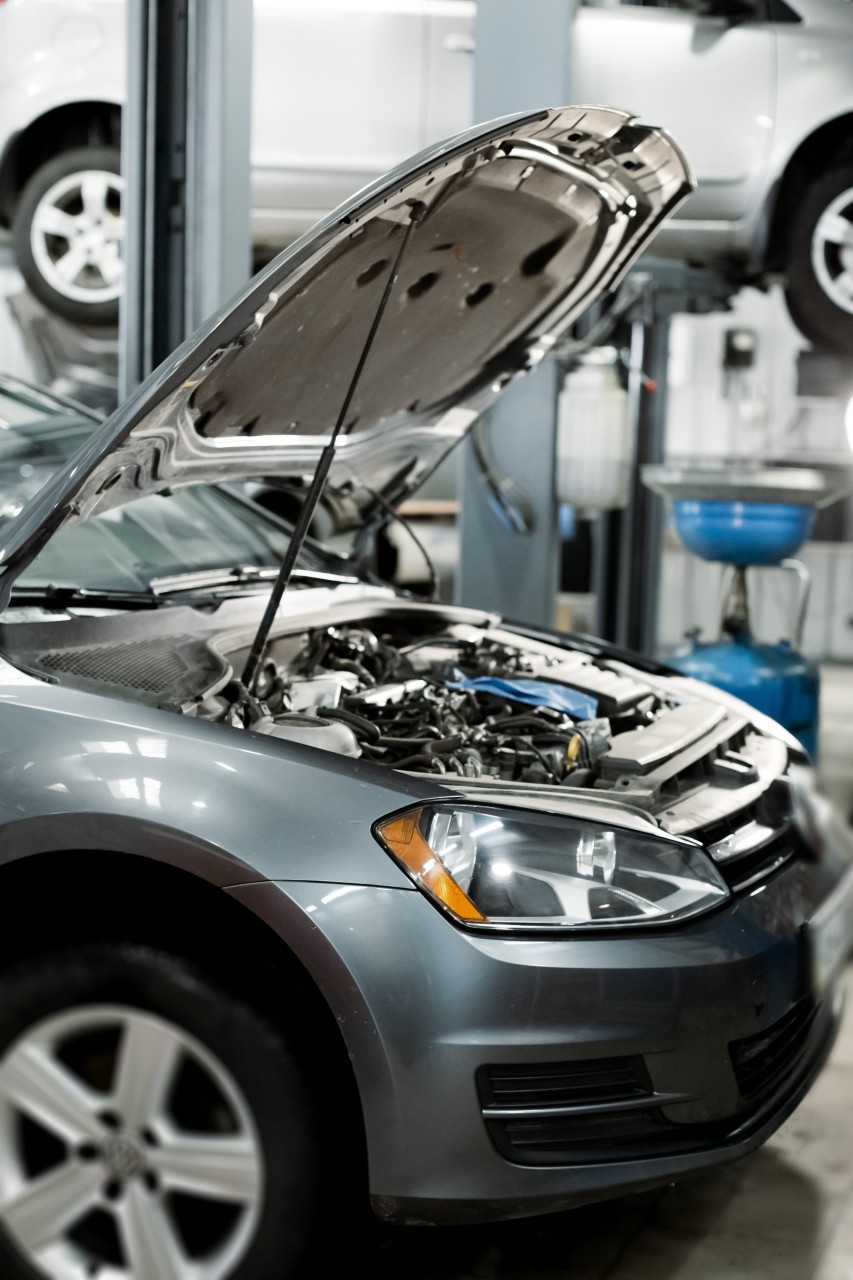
xmin=3 ymin=0 xmax=853 ymax=349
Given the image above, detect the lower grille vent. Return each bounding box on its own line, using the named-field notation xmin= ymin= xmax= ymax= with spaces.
xmin=494 ymin=1109 xmax=671 ymax=1164
xmin=480 ymin=1057 xmax=651 ymax=1110
xmin=481 ymin=1001 xmax=830 ymax=1167
xmin=730 ymin=999 xmax=816 ymax=1100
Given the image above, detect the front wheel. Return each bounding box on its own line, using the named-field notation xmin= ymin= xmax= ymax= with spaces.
xmin=0 ymin=945 xmax=319 ymax=1280
xmin=784 ymin=164 xmax=853 ymax=353
xmin=11 ymin=146 xmax=124 ymax=327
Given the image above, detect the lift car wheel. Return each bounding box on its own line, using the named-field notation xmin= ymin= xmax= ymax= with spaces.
xmin=11 ymin=146 xmax=124 ymax=327
xmin=0 ymin=944 xmax=319 ymax=1280
xmin=784 ymin=163 xmax=853 ymax=353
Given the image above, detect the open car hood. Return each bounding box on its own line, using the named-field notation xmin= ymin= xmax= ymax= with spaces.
xmin=0 ymin=106 xmax=693 ymax=590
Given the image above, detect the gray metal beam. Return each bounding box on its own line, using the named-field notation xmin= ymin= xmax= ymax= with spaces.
xmin=614 ymin=312 xmax=671 ymax=654
xmin=186 ymin=0 xmax=254 ymax=331
xmin=456 ymin=0 xmax=575 ymax=626
xmin=120 ymin=0 xmax=252 ymax=397
xmin=593 ymin=260 xmax=737 ymax=653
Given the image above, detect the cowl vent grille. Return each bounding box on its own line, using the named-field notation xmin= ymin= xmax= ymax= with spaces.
xmin=35 ymin=637 xmax=229 ymax=703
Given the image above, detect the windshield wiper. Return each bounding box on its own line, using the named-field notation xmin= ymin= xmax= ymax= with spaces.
xmin=8 ymin=567 xmax=363 ymax=612
xmin=8 ymin=584 xmax=162 ymax=610
xmin=149 ymin=566 xmax=361 ymax=596
xmin=241 ymin=197 xmax=427 ymax=693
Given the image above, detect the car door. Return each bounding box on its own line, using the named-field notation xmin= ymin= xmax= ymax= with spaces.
xmin=251 ymin=0 xmax=428 ymax=242
xmin=571 ymin=0 xmax=776 ymax=225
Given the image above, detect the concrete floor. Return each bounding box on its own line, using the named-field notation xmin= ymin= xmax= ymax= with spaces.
xmin=2 ymin=237 xmax=853 ymax=1280
xmin=820 ymin=666 xmax=853 ymax=821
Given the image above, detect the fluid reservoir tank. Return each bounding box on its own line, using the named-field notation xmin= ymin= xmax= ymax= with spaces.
xmin=557 ymin=348 xmax=630 ymax=516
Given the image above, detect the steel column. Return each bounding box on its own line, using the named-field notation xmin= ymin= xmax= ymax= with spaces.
xmin=614 ymin=312 xmax=671 ymax=653
xmin=593 ymin=261 xmax=738 ymax=653
xmin=120 ymin=0 xmax=252 ymax=397
xmin=456 ymin=0 xmax=575 ymax=626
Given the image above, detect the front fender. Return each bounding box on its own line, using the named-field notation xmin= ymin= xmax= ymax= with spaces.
xmin=0 ymin=670 xmax=443 ymax=888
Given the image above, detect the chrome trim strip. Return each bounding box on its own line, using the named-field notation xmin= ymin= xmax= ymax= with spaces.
xmin=482 ymin=1091 xmax=695 ymax=1120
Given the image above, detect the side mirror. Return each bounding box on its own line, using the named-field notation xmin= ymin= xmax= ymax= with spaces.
xmin=666 ymin=0 xmax=763 ymax=19
xmin=713 ymin=0 xmax=764 ymax=19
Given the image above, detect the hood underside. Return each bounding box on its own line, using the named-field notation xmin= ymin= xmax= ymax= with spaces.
xmin=0 ymin=105 xmax=693 ymax=589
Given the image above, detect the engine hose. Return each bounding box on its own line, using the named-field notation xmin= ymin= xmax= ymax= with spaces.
xmin=320 ymin=707 xmax=382 ymax=743
xmin=512 ymin=738 xmax=559 ymax=782
xmin=392 ymin=752 xmax=447 ymax=772
xmin=333 ymin=659 xmax=377 ymax=685
xmin=424 ymin=734 xmax=467 ymax=756
xmin=382 ymin=721 xmax=442 ymax=739
xmin=488 ymin=712 xmax=568 ymax=732
xmin=367 ymin=729 xmax=419 ymax=747
xmin=374 ymin=733 xmax=466 ymax=754
xmin=449 ymin=749 xmax=483 ymax=778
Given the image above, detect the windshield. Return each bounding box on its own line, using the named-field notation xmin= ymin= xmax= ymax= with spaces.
xmin=0 ymin=381 xmax=330 ymax=594
xmin=0 ymin=391 xmax=95 ymax=525
xmin=21 ymin=488 xmax=297 ymax=592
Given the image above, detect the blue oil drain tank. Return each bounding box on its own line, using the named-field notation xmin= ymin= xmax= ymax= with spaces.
xmin=666 ymin=498 xmax=820 ymax=758
xmin=642 ymin=466 xmax=853 ymax=761
xmin=669 ymin=632 xmax=819 ymax=760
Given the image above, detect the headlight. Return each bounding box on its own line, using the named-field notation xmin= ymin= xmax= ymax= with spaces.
xmin=374 ymin=804 xmax=729 ymax=930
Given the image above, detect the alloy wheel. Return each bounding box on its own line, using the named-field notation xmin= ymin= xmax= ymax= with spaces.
xmin=29 ymin=170 xmax=125 ymax=307
xmin=0 ymin=1004 xmax=263 ymax=1279
xmin=810 ymin=186 xmax=853 ymax=317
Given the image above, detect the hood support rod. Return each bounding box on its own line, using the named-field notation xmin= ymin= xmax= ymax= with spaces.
xmin=242 ymin=200 xmax=426 ymax=694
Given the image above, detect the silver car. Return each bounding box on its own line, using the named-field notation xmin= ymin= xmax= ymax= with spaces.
xmin=3 ymin=0 xmax=853 ymax=348
xmin=0 ymin=109 xmax=849 ymax=1280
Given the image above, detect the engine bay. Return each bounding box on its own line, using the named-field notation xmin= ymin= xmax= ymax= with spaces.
xmin=202 ymin=618 xmax=672 ymax=789
xmin=2 ymin=597 xmax=785 ymax=830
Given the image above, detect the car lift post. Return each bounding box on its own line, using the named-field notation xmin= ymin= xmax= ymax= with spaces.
xmin=120 ymin=0 xmax=253 ymax=394
xmin=456 ymin=0 xmax=576 ymax=626
xmin=593 ymin=260 xmax=737 ymax=654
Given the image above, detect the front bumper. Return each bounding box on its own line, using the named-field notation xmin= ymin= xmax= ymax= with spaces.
xmin=232 ymin=842 xmax=851 ymax=1226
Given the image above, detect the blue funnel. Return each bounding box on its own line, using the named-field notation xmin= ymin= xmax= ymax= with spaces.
xmin=643 ymin=462 xmax=852 ymax=568
xmin=673 ymin=500 xmax=815 ymax=566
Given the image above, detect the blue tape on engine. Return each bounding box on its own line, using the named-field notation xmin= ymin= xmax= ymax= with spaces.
xmin=448 ymin=676 xmax=598 ymax=720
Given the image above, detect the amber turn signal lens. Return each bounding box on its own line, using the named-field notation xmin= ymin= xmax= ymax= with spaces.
xmin=377 ymin=810 xmax=486 ymax=923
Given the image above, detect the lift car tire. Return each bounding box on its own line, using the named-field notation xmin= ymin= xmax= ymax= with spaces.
xmin=0 ymin=944 xmax=319 ymax=1280
xmin=11 ymin=147 xmax=124 ymax=327
xmin=784 ymin=163 xmax=853 ymax=353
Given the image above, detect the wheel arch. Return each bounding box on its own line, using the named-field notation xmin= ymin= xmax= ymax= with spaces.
xmin=0 ymin=100 xmax=121 ymax=227
xmin=765 ymin=112 xmax=853 ymax=270
xmin=0 ymin=846 xmax=368 ymax=1180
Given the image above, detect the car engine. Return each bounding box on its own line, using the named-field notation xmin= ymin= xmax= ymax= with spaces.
xmin=207 ymin=620 xmax=673 ymax=789
xmin=6 ymin=600 xmax=787 ymax=830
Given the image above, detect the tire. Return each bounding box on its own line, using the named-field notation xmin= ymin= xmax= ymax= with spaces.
xmin=784 ymin=163 xmax=853 ymax=353
xmin=0 ymin=944 xmax=320 ymax=1280
xmin=11 ymin=146 xmax=124 ymax=327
